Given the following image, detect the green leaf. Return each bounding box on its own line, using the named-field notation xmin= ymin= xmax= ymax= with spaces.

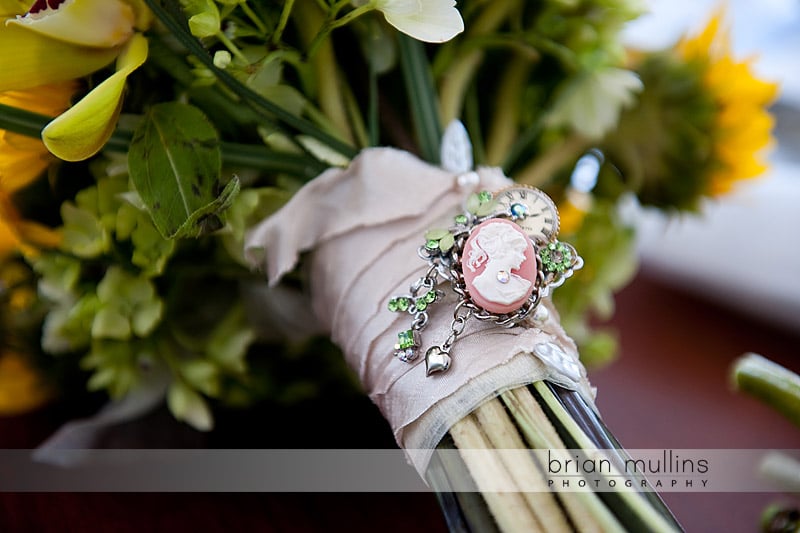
xmin=129 ymin=102 xmax=236 ymax=239
xmin=167 ymin=380 xmax=214 ymax=431
xmin=171 ymin=175 xmax=240 ymax=238
xmin=142 ymin=0 xmax=357 ymax=160
xmin=398 ymin=34 xmax=443 ymax=164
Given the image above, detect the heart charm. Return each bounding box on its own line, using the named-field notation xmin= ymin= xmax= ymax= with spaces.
xmin=425 ymin=346 xmax=451 ymax=376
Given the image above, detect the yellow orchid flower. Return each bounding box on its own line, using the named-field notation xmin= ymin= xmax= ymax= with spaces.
xmin=0 ymin=0 xmax=150 ymax=162
xmin=43 ymin=32 xmax=148 ymax=161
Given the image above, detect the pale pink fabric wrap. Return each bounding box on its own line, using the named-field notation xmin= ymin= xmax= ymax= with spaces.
xmin=245 ymin=148 xmax=595 ymax=472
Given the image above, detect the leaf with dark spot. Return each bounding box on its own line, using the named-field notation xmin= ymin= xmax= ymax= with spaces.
xmin=128 ymin=102 xmax=236 ymax=239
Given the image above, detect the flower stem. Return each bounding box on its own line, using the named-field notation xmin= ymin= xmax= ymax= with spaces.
xmin=515 ymin=133 xmax=591 ymax=188
xmin=294 ymin=0 xmax=355 ymax=145
xmin=439 ymin=0 xmax=520 ymax=123
xmin=0 ymin=103 xmax=325 ymax=180
xmin=240 ymin=1 xmax=267 ymax=36
xmin=485 ymin=54 xmax=533 ymax=165
xmin=0 ymin=103 xmax=47 ymax=139
xmin=143 ymin=0 xmax=356 ymax=158
xmin=271 ymin=0 xmax=294 ymax=44
xmin=306 ymin=2 xmax=374 ymax=59
xmin=216 ymin=31 xmax=249 ymax=65
xmin=398 ymin=34 xmax=444 ymax=163
xmin=367 ymin=60 xmax=379 ymax=146
xmin=732 ymin=353 xmax=800 ymax=427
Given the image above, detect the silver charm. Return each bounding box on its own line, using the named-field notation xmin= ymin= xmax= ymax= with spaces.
xmin=388 ymin=127 xmax=584 ymax=376
xmin=425 ymin=346 xmax=451 ymax=375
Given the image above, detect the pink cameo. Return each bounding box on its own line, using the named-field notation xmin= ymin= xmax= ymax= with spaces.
xmin=461 ymin=219 xmax=537 ymax=314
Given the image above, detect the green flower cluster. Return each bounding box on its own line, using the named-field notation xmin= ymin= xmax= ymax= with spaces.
xmin=30 ymin=156 xmax=281 ymax=429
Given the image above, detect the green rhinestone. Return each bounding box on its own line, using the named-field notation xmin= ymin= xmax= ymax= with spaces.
xmin=454 ymin=214 xmax=468 ymax=225
xmin=478 ymin=190 xmax=492 ymax=203
xmin=396 ymin=297 xmax=410 ymax=311
xmin=424 ymin=290 xmax=437 ymax=303
xmin=540 ymin=242 xmax=572 ymax=273
xmin=397 ymin=330 xmax=416 ymax=349
xmin=388 ymin=298 xmax=399 ymax=312
xmin=425 ymin=239 xmax=440 ymax=250
xmin=415 ymin=298 xmax=428 ymax=311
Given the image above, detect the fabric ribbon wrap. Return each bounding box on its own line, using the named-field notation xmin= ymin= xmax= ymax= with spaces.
xmin=245 ymin=148 xmax=596 ymax=473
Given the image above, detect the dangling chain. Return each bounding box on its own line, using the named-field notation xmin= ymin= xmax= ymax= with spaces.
xmin=387 ymin=187 xmax=582 ymax=376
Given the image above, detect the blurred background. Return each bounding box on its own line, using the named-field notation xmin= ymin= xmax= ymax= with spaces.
xmin=592 ymin=1 xmax=800 ymax=531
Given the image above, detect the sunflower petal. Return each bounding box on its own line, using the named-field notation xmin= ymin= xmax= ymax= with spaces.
xmin=42 ymin=33 xmax=148 ymax=162
xmin=6 ymin=0 xmax=135 ymax=48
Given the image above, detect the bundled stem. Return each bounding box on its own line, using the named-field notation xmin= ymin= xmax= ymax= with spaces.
xmin=433 ymin=383 xmax=683 ymax=533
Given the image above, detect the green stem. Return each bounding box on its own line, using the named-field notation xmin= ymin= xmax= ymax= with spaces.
xmin=0 ymin=102 xmax=48 ymax=139
xmin=503 ymin=114 xmax=544 ymax=173
xmin=515 ymin=133 xmax=590 ymax=187
xmin=367 ymin=60 xmax=379 ymax=146
xmin=240 ymin=1 xmax=267 ymax=36
xmin=533 ymin=383 xmax=680 ymax=533
xmin=732 ymin=353 xmax=800 ymax=427
xmin=438 ymin=0 xmax=519 ymax=123
xmin=294 ymin=0 xmax=354 ymax=145
xmin=271 ymin=0 xmax=294 ymax=44
xmin=216 ymin=31 xmax=249 ymax=65
xmin=306 ymin=2 xmax=374 ymax=59
xmin=0 ymin=103 xmax=324 ymax=180
xmin=143 ymin=0 xmax=356 ymax=158
xmin=398 ymin=34 xmax=443 ymax=163
xmin=485 ymin=54 xmax=532 ymax=165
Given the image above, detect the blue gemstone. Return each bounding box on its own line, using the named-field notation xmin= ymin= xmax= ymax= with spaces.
xmin=510 ymin=203 xmax=528 ymax=218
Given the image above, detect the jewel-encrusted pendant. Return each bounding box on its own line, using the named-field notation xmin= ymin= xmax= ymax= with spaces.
xmin=387 ymin=186 xmax=583 ymax=376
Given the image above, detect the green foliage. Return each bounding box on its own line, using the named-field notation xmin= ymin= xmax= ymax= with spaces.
xmin=552 ymin=199 xmax=638 ymax=366
xmin=601 ymin=52 xmax=716 ymax=210
xmin=128 ymin=102 xmax=239 ymax=239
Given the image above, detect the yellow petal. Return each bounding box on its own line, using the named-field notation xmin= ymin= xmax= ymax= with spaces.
xmin=0 ymin=22 xmax=119 ymax=91
xmin=0 ymin=79 xmax=79 ymax=116
xmin=0 ymin=352 xmax=55 ymax=416
xmin=0 ymin=0 xmax=28 ymax=17
xmin=6 ymin=0 xmax=135 ymax=48
xmin=42 ymin=33 xmax=148 ymax=162
xmin=0 ymin=132 xmax=52 ymax=191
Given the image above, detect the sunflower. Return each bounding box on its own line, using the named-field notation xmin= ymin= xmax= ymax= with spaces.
xmin=678 ymin=12 xmax=778 ymax=196
xmin=599 ymin=11 xmax=778 ymax=210
xmin=0 ymin=351 xmax=55 ymax=415
xmin=0 ymin=81 xmax=77 ymax=258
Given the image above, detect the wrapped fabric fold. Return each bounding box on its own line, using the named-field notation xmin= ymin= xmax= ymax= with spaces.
xmin=245 ymin=147 xmax=595 ymax=473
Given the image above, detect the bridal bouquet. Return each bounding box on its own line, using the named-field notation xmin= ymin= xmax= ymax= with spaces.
xmin=0 ymin=0 xmax=777 ymax=529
